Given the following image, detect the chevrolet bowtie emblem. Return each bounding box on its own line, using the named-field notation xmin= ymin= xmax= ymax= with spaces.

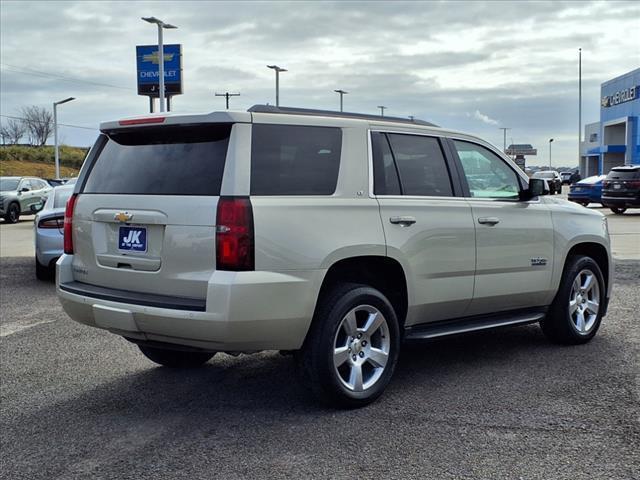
xmin=142 ymin=52 xmax=175 ymax=65
xmin=114 ymin=211 xmax=133 ymax=223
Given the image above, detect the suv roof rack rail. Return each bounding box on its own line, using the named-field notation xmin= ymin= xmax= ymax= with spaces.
xmin=248 ymin=104 xmax=438 ymax=127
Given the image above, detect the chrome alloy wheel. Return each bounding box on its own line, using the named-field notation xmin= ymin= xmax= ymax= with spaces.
xmin=569 ymin=269 xmax=600 ymax=334
xmin=333 ymin=305 xmax=391 ymax=392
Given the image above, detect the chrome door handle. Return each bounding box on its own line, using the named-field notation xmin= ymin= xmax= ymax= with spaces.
xmin=478 ymin=217 xmax=500 ymax=226
xmin=390 ymin=216 xmax=416 ymax=226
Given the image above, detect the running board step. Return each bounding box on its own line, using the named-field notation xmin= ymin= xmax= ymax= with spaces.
xmin=404 ymin=310 xmax=546 ymax=341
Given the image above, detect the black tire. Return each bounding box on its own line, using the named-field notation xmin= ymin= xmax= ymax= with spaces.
xmin=35 ymin=257 xmax=54 ymax=281
xmin=296 ymin=283 xmax=400 ymax=408
xmin=138 ymin=345 xmax=215 ymax=368
xmin=541 ymin=255 xmax=605 ymax=345
xmin=4 ymin=202 xmax=20 ymax=223
xmin=580 ymin=202 xmax=589 ymax=207
xmin=610 ymin=207 xmax=627 ymax=215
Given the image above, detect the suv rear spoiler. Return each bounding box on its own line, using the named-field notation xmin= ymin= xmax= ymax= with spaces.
xmin=100 ymin=111 xmax=251 ymax=131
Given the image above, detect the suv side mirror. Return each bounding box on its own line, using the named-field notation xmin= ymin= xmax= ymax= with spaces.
xmin=20 ymin=187 xmax=30 ymax=192
xmin=520 ymin=178 xmax=549 ymax=201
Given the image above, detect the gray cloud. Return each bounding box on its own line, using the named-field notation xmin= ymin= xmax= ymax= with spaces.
xmin=1 ymin=0 xmax=638 ymax=166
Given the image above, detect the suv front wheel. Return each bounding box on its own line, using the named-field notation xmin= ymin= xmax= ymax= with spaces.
xmin=541 ymin=255 xmax=605 ymax=344
xmin=5 ymin=203 xmax=20 ymax=223
xmin=297 ymin=283 xmax=400 ymax=408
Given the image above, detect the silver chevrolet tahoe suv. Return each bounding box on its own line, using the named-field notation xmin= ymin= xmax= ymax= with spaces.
xmin=57 ymin=106 xmax=612 ymax=407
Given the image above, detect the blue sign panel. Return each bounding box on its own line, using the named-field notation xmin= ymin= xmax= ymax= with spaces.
xmin=136 ymin=44 xmax=183 ymax=97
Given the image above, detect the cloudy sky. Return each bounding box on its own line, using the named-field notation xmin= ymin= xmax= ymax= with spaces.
xmin=1 ymin=0 xmax=639 ymax=166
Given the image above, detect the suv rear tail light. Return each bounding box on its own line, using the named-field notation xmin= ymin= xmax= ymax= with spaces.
xmin=63 ymin=194 xmax=78 ymax=254
xmin=628 ymin=180 xmax=640 ymax=188
xmin=216 ymin=197 xmax=254 ymax=271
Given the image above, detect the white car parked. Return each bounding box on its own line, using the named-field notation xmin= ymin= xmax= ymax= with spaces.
xmin=57 ymin=106 xmax=612 ymax=407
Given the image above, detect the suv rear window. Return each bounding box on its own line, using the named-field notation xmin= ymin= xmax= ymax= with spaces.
xmin=83 ymin=124 xmax=231 ymax=195
xmin=250 ymin=124 xmax=342 ymax=195
xmin=607 ymin=168 xmax=640 ymax=180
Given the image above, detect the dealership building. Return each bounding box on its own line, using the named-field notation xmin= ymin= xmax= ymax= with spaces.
xmin=580 ymin=67 xmax=639 ymax=177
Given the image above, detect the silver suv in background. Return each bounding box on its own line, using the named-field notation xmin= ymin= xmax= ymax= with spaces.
xmin=0 ymin=176 xmax=51 ymax=223
xmin=57 ymin=106 xmax=612 ymax=407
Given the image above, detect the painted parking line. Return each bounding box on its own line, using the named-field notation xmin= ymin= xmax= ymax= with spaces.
xmin=0 ymin=319 xmax=57 ymax=337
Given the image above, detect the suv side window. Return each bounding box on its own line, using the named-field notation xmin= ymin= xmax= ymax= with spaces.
xmin=453 ymin=140 xmax=521 ymax=199
xmin=372 ymin=132 xmax=454 ymax=197
xmin=384 ymin=133 xmax=453 ymax=197
xmin=251 ymin=124 xmax=342 ymax=195
xmin=371 ymin=132 xmax=401 ymax=195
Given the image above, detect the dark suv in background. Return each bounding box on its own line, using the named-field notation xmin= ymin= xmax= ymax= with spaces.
xmin=602 ymin=166 xmax=640 ymax=214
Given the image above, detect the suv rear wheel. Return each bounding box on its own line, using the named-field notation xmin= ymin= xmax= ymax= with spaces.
xmin=610 ymin=207 xmax=627 ymax=215
xmin=297 ymin=283 xmax=400 ymax=408
xmin=138 ymin=345 xmax=215 ymax=368
xmin=541 ymin=255 xmax=605 ymax=344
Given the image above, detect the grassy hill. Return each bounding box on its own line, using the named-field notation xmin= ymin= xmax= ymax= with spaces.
xmin=0 ymin=159 xmax=80 ymax=178
xmin=0 ymin=145 xmax=88 ymax=178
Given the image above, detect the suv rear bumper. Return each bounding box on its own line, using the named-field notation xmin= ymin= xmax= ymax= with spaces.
xmin=56 ymin=255 xmax=322 ymax=352
xmin=601 ymin=195 xmax=640 ymax=208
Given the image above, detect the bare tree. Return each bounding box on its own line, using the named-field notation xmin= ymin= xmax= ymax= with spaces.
xmin=0 ymin=122 xmax=7 ymax=145
xmin=4 ymin=118 xmax=28 ymax=144
xmin=21 ymin=106 xmax=53 ymax=146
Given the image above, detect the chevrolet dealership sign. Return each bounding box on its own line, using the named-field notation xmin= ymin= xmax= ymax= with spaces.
xmin=601 ymin=86 xmax=637 ymax=108
xmin=136 ymin=44 xmax=183 ymax=97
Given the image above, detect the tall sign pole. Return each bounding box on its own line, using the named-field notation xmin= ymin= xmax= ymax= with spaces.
xmin=53 ymin=97 xmax=75 ymax=179
xmin=579 ymin=48 xmax=582 ymax=169
xmin=157 ymin=24 xmax=165 ymax=112
xmin=499 ymin=127 xmax=511 ymax=153
xmin=141 ymin=17 xmax=178 ymax=113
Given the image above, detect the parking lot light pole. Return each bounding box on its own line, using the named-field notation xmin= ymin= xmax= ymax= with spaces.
xmin=549 ymin=138 xmax=554 ymax=167
xmin=267 ymin=65 xmax=287 ymax=107
xmin=142 ymin=17 xmax=177 ymax=113
xmin=334 ymin=89 xmax=348 ymax=112
xmin=53 ymin=97 xmax=75 ymax=179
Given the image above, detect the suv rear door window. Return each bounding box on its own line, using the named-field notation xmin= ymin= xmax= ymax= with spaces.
xmin=371 ymin=132 xmax=401 ymax=195
xmin=250 ymin=124 xmax=342 ymax=195
xmin=83 ymin=124 xmax=231 ymax=195
xmin=383 ymin=133 xmax=453 ymax=197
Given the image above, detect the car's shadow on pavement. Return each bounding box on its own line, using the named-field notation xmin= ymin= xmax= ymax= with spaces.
xmin=10 ymin=321 xmax=614 ymax=422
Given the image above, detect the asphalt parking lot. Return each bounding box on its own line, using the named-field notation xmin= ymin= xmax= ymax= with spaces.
xmin=1 ymin=195 xmax=639 ymax=479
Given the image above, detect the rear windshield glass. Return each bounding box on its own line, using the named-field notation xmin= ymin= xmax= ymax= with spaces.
xmin=83 ymin=124 xmax=231 ymax=195
xmin=533 ymin=172 xmax=555 ymax=179
xmin=53 ymin=188 xmax=73 ymax=208
xmin=607 ymin=168 xmax=640 ymax=180
xmin=250 ymin=124 xmax=342 ymax=195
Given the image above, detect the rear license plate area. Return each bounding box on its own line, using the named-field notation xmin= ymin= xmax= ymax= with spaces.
xmin=118 ymin=226 xmax=147 ymax=253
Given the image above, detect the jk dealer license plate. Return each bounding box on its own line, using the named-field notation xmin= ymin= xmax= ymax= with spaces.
xmin=118 ymin=226 xmax=147 ymax=252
